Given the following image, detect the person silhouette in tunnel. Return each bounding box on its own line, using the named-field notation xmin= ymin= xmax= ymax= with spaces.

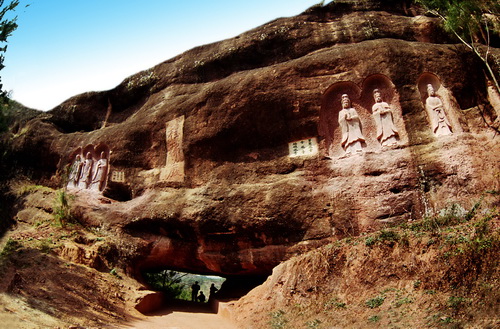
xmin=197 ymin=291 xmax=206 ymax=303
xmin=209 ymin=283 xmax=219 ymax=301
xmin=191 ymin=281 xmax=200 ymax=302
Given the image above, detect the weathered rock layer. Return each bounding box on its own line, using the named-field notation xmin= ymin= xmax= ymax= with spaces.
xmin=2 ymin=0 xmax=499 ymax=278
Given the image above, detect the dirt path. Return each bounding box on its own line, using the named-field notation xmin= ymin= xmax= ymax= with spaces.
xmin=123 ymin=301 xmax=238 ymax=329
xmin=125 ymin=311 xmax=237 ymax=329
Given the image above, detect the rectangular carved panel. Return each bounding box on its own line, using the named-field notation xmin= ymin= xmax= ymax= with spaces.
xmin=288 ymin=138 xmax=318 ymax=158
xmin=160 ymin=116 xmax=185 ymax=182
xmin=111 ymin=171 xmax=125 ymax=183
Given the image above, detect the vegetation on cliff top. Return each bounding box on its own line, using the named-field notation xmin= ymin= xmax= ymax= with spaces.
xmin=416 ymin=0 xmax=500 ymax=90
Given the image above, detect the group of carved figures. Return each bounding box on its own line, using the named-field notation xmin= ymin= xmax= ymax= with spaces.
xmin=67 ymin=151 xmax=109 ymax=192
xmin=339 ymin=84 xmax=452 ymax=154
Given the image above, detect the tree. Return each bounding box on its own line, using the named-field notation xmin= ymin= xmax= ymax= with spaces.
xmin=143 ymin=269 xmax=188 ymax=299
xmin=416 ymin=0 xmax=500 ymax=91
xmin=0 ymin=0 xmax=20 ymax=132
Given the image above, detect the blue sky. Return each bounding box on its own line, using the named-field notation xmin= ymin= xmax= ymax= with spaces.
xmin=2 ymin=0 xmax=320 ymax=111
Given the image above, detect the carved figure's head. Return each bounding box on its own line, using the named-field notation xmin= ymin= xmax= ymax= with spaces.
xmin=373 ymin=89 xmax=382 ymax=102
xmin=341 ymin=94 xmax=351 ymax=109
xmin=427 ymin=84 xmax=435 ymax=96
xmin=100 ymin=151 xmax=105 ymax=159
xmin=86 ymin=152 xmax=92 ymax=159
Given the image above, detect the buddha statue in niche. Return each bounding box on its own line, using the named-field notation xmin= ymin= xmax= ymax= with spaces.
xmin=91 ymin=151 xmax=108 ymax=191
xmin=338 ymin=93 xmax=365 ymax=154
xmin=372 ymin=89 xmax=399 ymax=147
xmin=67 ymin=154 xmax=82 ymax=188
xmin=425 ymin=84 xmax=452 ymax=136
xmin=78 ymin=152 xmax=94 ymax=189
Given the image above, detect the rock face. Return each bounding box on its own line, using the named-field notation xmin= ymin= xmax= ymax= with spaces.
xmin=2 ymin=0 xmax=499 ymax=279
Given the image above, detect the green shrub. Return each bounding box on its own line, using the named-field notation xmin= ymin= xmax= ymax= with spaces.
xmin=53 ymin=189 xmax=74 ymax=226
xmin=323 ymin=297 xmax=346 ymax=311
xmin=0 ymin=238 xmax=21 ymax=258
xmin=39 ymin=239 xmax=53 ymax=254
xmin=365 ymin=236 xmax=376 ymax=246
xmin=269 ymin=310 xmax=288 ymax=329
xmin=378 ymin=230 xmax=400 ymax=243
xmin=448 ymin=296 xmax=469 ymax=309
xmin=110 ymin=268 xmax=123 ymax=279
xmin=365 ymin=295 xmax=385 ymax=308
xmin=395 ymin=296 xmax=413 ymax=307
xmin=306 ymin=319 xmax=322 ymax=328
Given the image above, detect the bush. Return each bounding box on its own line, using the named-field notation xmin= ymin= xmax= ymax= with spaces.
xmin=378 ymin=230 xmax=400 ymax=243
xmin=53 ymin=189 xmax=74 ymax=226
xmin=365 ymin=295 xmax=385 ymax=308
xmin=0 ymin=238 xmax=21 ymax=258
xmin=269 ymin=310 xmax=288 ymax=329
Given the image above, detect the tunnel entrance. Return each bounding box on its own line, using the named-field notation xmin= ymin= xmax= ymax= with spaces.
xmin=142 ymin=269 xmax=226 ymax=302
xmin=137 ymin=268 xmax=268 ymax=315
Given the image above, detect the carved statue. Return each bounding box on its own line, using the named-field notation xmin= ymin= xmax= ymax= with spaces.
xmin=78 ymin=152 xmax=94 ymax=189
xmin=67 ymin=154 xmax=82 ymax=188
xmin=338 ymin=94 xmax=365 ymax=154
xmin=425 ymin=84 xmax=452 ymax=136
xmin=91 ymin=152 xmax=108 ymax=191
xmin=372 ymin=89 xmax=399 ymax=146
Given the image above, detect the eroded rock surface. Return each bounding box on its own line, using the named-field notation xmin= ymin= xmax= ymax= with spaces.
xmin=1 ymin=0 xmax=499 ymax=279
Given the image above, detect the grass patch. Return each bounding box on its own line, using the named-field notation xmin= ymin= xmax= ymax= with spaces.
xmin=394 ymin=296 xmax=413 ymax=307
xmin=269 ymin=310 xmax=288 ymax=329
xmin=38 ymin=239 xmax=53 ymax=254
xmin=323 ymin=297 xmax=346 ymax=311
xmin=365 ymin=295 xmax=385 ymax=308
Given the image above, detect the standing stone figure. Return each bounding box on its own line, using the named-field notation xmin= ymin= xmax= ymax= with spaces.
xmin=90 ymin=152 xmax=108 ymax=191
xmin=78 ymin=152 xmax=94 ymax=189
xmin=372 ymin=89 xmax=399 ymax=146
xmin=338 ymin=94 xmax=365 ymax=154
xmin=425 ymin=84 xmax=452 ymax=136
xmin=67 ymin=154 xmax=83 ymax=188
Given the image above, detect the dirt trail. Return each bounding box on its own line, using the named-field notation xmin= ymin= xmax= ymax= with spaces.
xmin=125 ymin=311 xmax=237 ymax=329
xmin=123 ymin=301 xmax=238 ymax=329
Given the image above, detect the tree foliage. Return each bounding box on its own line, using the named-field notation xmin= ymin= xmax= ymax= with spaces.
xmin=0 ymin=0 xmax=19 ymax=132
xmin=416 ymin=0 xmax=500 ymax=90
xmin=143 ymin=269 xmax=188 ymax=299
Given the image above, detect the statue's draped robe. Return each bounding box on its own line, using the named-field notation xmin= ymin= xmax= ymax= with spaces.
xmin=91 ymin=158 xmax=108 ymax=191
xmin=425 ymin=96 xmax=452 ymax=136
xmin=339 ymin=107 xmax=365 ymax=152
xmin=372 ymin=102 xmax=398 ymax=145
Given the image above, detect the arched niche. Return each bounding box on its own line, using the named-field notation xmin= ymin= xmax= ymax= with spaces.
xmin=417 ymin=73 xmax=463 ymax=136
xmin=94 ymin=143 xmax=110 ymax=162
xmin=360 ymin=74 xmax=408 ymax=147
xmin=320 ymin=81 xmax=373 ymax=157
xmin=68 ymin=147 xmax=82 ymax=163
xmin=81 ymin=144 xmax=96 ymax=160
